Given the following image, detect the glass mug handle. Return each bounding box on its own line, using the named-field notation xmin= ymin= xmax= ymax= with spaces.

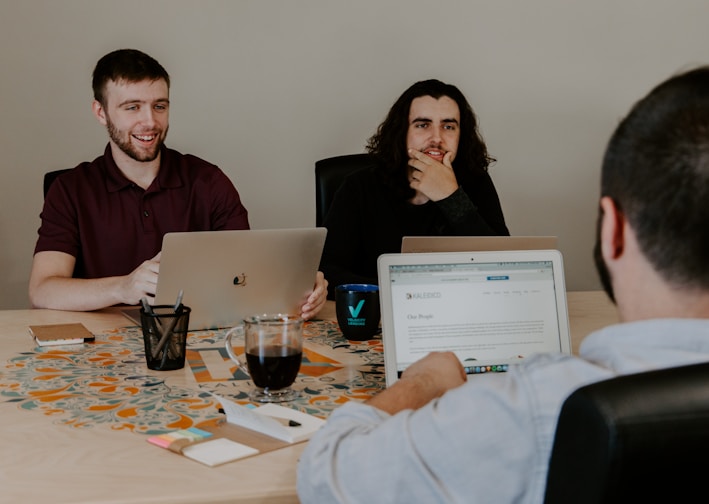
xmin=224 ymin=325 xmax=250 ymax=377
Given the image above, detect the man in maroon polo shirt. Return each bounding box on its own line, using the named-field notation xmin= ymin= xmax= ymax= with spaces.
xmin=29 ymin=49 xmax=326 ymax=317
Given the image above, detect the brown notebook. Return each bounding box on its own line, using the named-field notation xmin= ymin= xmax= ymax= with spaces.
xmin=29 ymin=323 xmax=96 ymax=347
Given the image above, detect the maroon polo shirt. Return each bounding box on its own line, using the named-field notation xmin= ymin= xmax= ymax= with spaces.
xmin=35 ymin=144 xmax=250 ymax=279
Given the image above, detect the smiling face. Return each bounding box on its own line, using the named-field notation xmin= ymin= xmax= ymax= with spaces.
xmin=406 ymin=95 xmax=461 ymax=163
xmin=93 ymin=78 xmax=170 ymax=163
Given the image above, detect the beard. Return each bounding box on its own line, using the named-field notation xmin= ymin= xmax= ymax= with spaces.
xmin=593 ymin=209 xmax=616 ymax=304
xmin=105 ymin=114 xmax=166 ymax=163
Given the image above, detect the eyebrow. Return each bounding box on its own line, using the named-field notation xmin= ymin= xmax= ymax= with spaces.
xmin=118 ymin=98 xmax=170 ymax=107
xmin=410 ymin=117 xmax=459 ymax=125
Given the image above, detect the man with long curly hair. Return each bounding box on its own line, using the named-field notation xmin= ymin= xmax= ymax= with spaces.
xmin=320 ymin=79 xmax=509 ymax=298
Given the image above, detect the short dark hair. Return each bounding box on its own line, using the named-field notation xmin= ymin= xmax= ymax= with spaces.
xmin=92 ymin=49 xmax=170 ymax=106
xmin=600 ymin=66 xmax=709 ymax=289
xmin=366 ymin=79 xmax=494 ymax=198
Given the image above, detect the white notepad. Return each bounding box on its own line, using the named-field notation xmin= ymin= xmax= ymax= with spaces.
xmin=182 ymin=438 xmax=259 ymax=467
xmin=213 ymin=394 xmax=325 ymax=444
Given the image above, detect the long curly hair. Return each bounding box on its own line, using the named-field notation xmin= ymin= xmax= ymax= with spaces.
xmin=366 ymin=79 xmax=494 ymax=199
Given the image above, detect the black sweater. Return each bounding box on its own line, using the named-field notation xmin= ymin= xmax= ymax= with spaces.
xmin=319 ymin=166 xmax=509 ymax=298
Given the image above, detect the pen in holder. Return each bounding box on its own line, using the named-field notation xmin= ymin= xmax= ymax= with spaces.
xmin=140 ymin=292 xmax=190 ymax=371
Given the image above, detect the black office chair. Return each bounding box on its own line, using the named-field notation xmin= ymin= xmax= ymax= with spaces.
xmin=43 ymin=168 xmax=72 ymax=198
xmin=544 ymin=361 xmax=709 ymax=504
xmin=314 ymin=153 xmax=374 ymax=227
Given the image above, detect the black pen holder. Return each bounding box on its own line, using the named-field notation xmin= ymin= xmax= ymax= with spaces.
xmin=140 ymin=305 xmax=191 ymax=371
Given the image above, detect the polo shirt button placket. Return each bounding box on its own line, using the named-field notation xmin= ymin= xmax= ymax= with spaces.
xmin=141 ymin=202 xmax=154 ymax=232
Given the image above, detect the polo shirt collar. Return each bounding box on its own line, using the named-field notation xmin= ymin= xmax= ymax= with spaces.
xmin=102 ymin=144 xmax=183 ymax=192
xmin=155 ymin=147 xmax=183 ymax=190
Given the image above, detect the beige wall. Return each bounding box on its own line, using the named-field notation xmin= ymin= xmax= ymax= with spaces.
xmin=1 ymin=0 xmax=708 ymax=308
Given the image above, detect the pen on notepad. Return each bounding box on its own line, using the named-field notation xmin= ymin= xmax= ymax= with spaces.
xmin=217 ymin=408 xmax=301 ymax=427
xmin=270 ymin=417 xmax=302 ymax=427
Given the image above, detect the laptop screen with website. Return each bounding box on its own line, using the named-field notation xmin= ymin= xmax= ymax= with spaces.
xmin=380 ymin=252 xmax=570 ymax=385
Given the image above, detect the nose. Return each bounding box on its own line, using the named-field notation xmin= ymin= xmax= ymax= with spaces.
xmin=429 ymin=127 xmax=442 ymax=145
xmin=140 ymin=107 xmax=157 ymax=127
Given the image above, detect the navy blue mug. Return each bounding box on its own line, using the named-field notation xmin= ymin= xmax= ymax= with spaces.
xmin=335 ymin=284 xmax=381 ymax=341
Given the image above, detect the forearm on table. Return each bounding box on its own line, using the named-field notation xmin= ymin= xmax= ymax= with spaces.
xmin=29 ymin=276 xmax=125 ymax=311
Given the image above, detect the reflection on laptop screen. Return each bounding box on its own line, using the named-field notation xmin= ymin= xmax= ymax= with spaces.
xmin=385 ymin=257 xmax=568 ymax=380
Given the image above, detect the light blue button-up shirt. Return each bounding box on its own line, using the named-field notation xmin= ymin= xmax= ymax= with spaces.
xmin=297 ymin=319 xmax=709 ymax=503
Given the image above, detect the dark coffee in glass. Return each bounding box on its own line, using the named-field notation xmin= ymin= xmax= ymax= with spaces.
xmin=225 ymin=314 xmax=303 ymax=402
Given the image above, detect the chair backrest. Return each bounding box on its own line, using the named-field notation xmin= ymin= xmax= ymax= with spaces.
xmin=43 ymin=168 xmax=72 ymax=198
xmin=544 ymin=361 xmax=709 ymax=504
xmin=314 ymin=154 xmax=373 ymax=227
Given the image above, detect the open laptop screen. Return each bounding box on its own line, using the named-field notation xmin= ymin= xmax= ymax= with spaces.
xmin=378 ymin=250 xmax=571 ymax=386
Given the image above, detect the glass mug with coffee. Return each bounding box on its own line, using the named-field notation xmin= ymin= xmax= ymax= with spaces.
xmin=224 ymin=314 xmax=303 ymax=403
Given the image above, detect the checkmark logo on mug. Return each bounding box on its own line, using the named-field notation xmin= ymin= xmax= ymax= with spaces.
xmin=348 ymin=299 xmax=365 ymax=318
xmin=336 ymin=284 xmax=380 ymax=340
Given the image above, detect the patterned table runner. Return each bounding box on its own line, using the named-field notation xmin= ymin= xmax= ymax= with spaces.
xmin=0 ymin=320 xmax=384 ymax=435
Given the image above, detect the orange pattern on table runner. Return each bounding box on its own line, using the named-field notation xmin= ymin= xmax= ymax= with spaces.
xmin=0 ymin=320 xmax=384 ymax=435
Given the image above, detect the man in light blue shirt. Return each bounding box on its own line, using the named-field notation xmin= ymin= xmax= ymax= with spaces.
xmin=297 ymin=66 xmax=709 ymax=503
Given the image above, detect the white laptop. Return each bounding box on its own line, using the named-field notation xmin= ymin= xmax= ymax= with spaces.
xmin=123 ymin=228 xmax=327 ymax=330
xmin=401 ymin=235 xmax=558 ymax=253
xmin=377 ymin=249 xmax=571 ymax=386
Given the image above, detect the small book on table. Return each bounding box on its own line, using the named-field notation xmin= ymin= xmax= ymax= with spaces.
xmin=29 ymin=323 xmax=96 ymax=347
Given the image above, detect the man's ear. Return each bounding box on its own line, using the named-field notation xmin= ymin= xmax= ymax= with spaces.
xmin=599 ymin=196 xmax=626 ymax=261
xmin=91 ymin=100 xmax=107 ymax=126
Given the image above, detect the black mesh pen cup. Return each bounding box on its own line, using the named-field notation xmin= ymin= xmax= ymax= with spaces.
xmin=140 ymin=305 xmax=191 ymax=371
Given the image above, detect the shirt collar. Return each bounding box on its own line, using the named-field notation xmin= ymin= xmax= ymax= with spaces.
xmin=102 ymin=144 xmax=182 ymax=192
xmin=579 ymin=318 xmax=709 ymax=374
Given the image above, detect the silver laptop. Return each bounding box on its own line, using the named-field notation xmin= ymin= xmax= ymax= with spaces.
xmin=378 ymin=249 xmax=571 ymax=386
xmin=400 ymin=236 xmax=558 ymax=253
xmin=123 ymin=228 xmax=327 ymax=330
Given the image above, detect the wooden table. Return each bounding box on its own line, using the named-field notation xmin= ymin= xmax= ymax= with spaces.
xmin=0 ymin=292 xmax=617 ymax=504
